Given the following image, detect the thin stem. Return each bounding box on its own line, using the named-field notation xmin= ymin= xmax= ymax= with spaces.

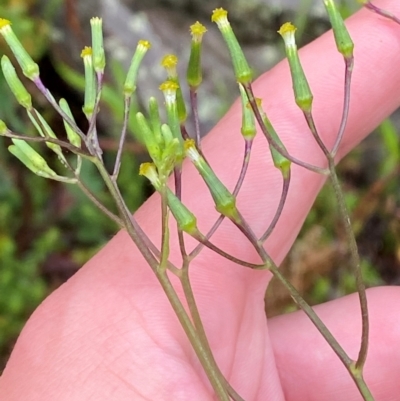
xmin=173 ymin=166 xmax=189 ymax=261
xmin=76 ymin=179 xmax=124 ymax=227
xmin=268 ymin=263 xmax=353 ymax=367
xmin=233 ymin=139 xmax=253 ymax=197
xmin=331 ymin=56 xmax=354 ymax=157
xmin=192 ymin=232 xmax=264 ymax=269
xmin=303 ymin=110 xmax=330 ymax=157
xmin=92 ymin=157 xmax=160 ymax=271
xmin=180 ymin=261 xmax=245 ymax=401
xmin=328 ymin=158 xmax=369 ymax=370
xmin=364 ymin=1 xmax=400 ymax=25
xmin=227 ymin=209 xmax=374 ymax=399
xmin=180 ymin=124 xmax=191 ymax=141
xmin=242 ymin=83 xmax=328 ymax=175
xmin=85 ymin=73 xmax=104 ymax=158
xmin=33 ymin=77 xmax=86 ymax=141
xmin=259 ymin=171 xmax=291 ymax=243
xmin=157 ymin=270 xmax=230 ymax=401
xmin=350 ymin=366 xmax=375 ymax=401
xmin=159 ymin=187 xmax=170 ymax=271
xmin=189 ymin=139 xmax=253 ymax=260
xmin=112 ymin=95 xmax=131 ymax=179
xmin=93 ymin=159 xmax=232 ymax=399
xmin=190 ymin=89 xmax=202 ymax=149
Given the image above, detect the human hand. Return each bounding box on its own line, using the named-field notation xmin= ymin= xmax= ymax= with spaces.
xmin=1 ymin=1 xmax=400 ymax=400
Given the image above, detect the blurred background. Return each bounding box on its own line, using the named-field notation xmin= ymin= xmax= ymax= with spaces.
xmin=0 ymin=0 xmax=398 ymax=372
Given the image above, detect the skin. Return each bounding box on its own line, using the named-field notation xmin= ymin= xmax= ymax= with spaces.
xmin=1 ymin=1 xmax=400 ymax=400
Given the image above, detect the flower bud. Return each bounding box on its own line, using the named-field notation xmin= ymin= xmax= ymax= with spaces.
xmin=323 ymin=0 xmax=354 ymax=58
xmin=187 ymin=21 xmax=207 ymax=89
xmin=278 ymin=22 xmax=313 ymax=112
xmin=9 ymin=138 xmax=57 ymax=178
xmin=161 ymin=55 xmax=187 ymax=122
xmin=81 ymin=46 xmax=96 ymax=117
xmin=59 ymin=99 xmax=82 ymax=148
xmin=1 ymin=55 xmax=32 ymax=109
xmin=0 ymin=119 xmax=8 ymax=135
xmin=211 ymin=8 xmax=252 ymax=84
xmin=124 ymin=40 xmax=151 ymax=96
xmin=90 ymin=17 xmax=106 ymax=73
xmin=184 ymin=139 xmax=239 ymax=220
xmin=166 ymin=189 xmax=198 ymax=234
xmin=239 ymin=84 xmax=256 ymax=140
xmin=256 ymin=98 xmax=291 ymax=178
xmin=159 ymin=80 xmax=182 ymax=143
xmin=0 ymin=18 xmax=39 ymax=80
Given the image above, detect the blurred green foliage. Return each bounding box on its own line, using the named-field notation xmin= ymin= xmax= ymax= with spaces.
xmin=0 ymin=0 xmax=147 ymax=369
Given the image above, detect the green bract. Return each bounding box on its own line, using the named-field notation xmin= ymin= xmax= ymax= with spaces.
xmin=124 ymin=40 xmax=151 ymax=96
xmin=211 ymin=8 xmax=252 ymax=84
xmin=187 ymin=22 xmax=207 ymax=89
xmin=278 ymin=22 xmax=313 ymax=112
xmin=1 ymin=55 xmax=32 ymax=109
xmin=90 ymin=17 xmax=106 ymax=73
xmin=0 ymin=18 xmax=39 ymax=80
xmin=81 ymin=46 xmax=96 ymax=117
xmin=324 ymin=0 xmax=354 ymax=58
xmin=184 ymin=139 xmax=239 ymax=220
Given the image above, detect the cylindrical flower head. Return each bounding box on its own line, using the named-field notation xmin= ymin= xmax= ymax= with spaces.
xmin=159 ymin=124 xmax=182 ymax=174
xmin=323 ymin=0 xmax=354 ymax=58
xmin=148 ymin=97 xmax=162 ymax=146
xmin=9 ymin=138 xmax=58 ymax=178
xmin=90 ymin=17 xmax=106 ymax=73
xmin=0 ymin=120 xmax=8 ymax=135
xmin=211 ymin=8 xmax=252 ymax=84
xmin=187 ymin=21 xmax=207 ymax=89
xmin=161 ymin=55 xmax=187 ymax=122
xmin=184 ymin=139 xmax=239 ymax=220
xmin=1 ymin=55 xmax=32 ymax=109
xmin=0 ymin=18 xmax=39 ymax=80
xmin=159 ymin=80 xmax=182 ymax=142
xmin=166 ymin=189 xmax=198 ymax=235
xmin=239 ymin=84 xmax=256 ymax=140
xmin=136 ymin=112 xmax=161 ymax=164
xmin=278 ymin=23 xmax=313 ymax=112
xmin=59 ymin=98 xmax=82 ymax=148
xmin=80 ymin=46 xmax=96 ymax=117
xmin=256 ymin=98 xmax=291 ymax=178
xmin=124 ymin=40 xmax=151 ymax=96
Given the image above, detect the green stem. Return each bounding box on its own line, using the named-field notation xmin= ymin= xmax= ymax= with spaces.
xmin=93 ymin=158 xmax=230 ymax=400
xmin=112 ymin=95 xmax=131 ymax=179
xmin=180 ymin=261 xmax=245 ymax=401
xmin=242 ymin=83 xmax=328 ymax=175
xmin=260 ymin=172 xmax=291 ymax=242
xmin=160 ymin=186 xmax=170 ymax=271
xmin=328 ymin=158 xmax=369 ymax=370
xmin=157 ymin=270 xmax=230 ymax=401
xmin=229 ymin=209 xmax=373 ymax=400
xmin=190 ymin=139 xmax=253 ymax=260
xmin=75 ymin=179 xmax=124 ymax=227
xmin=350 ymin=365 xmax=375 ymax=401
xmin=331 ymin=56 xmax=354 ymax=157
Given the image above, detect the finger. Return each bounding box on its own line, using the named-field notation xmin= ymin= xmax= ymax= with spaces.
xmin=1 ymin=2 xmax=400 ymax=401
xmin=268 ymin=286 xmax=400 ymax=401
